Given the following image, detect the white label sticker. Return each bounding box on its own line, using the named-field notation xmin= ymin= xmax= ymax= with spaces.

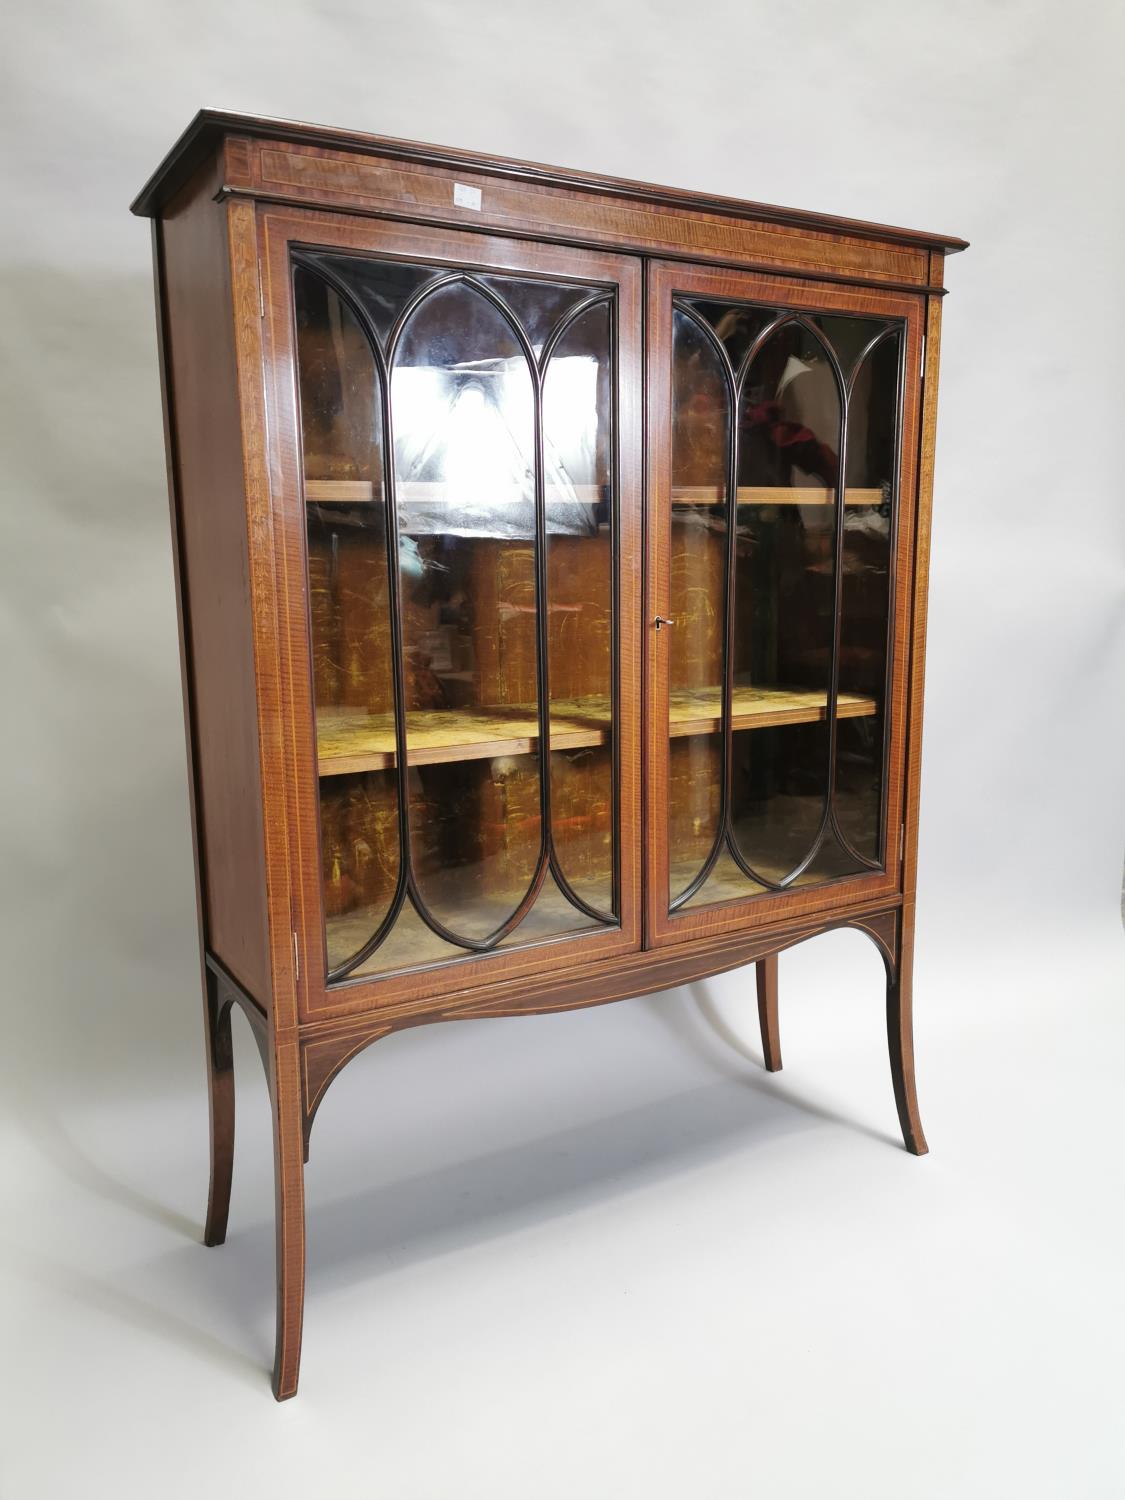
xmin=453 ymin=182 xmax=482 ymax=211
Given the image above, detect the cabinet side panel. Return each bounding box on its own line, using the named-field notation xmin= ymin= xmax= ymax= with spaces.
xmin=902 ymin=255 xmax=945 ymax=901
xmin=157 ymin=162 xmax=272 ymax=1004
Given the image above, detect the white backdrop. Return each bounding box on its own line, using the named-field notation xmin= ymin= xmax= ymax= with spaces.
xmin=2 ymin=3 xmax=1123 ymax=1496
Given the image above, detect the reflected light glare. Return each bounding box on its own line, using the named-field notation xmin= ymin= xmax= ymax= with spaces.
xmin=444 ymin=382 xmax=503 ymax=505
xmin=393 ymin=357 xmax=598 ymax=508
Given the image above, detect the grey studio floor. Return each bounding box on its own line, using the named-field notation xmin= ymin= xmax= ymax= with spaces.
xmin=2 ymin=916 xmax=1122 ymax=1498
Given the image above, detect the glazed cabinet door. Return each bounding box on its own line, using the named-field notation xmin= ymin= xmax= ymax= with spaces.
xmin=260 ymin=209 xmax=642 ymax=1020
xmin=645 ymin=261 xmax=923 ymax=945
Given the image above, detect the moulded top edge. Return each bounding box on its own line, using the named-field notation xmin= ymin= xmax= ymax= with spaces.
xmin=129 ymin=107 xmax=969 ymax=256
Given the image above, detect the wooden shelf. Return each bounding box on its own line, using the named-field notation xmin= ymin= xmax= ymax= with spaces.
xmin=305 ymin=479 xmax=604 ymax=505
xmin=672 ymin=485 xmax=884 ymax=507
xmin=305 ymin=480 xmax=885 ymax=508
xmin=317 ymin=685 xmax=876 ymax=776
xmin=318 ymin=698 xmax=608 ymax=776
xmin=669 ymin=685 xmax=876 ymax=738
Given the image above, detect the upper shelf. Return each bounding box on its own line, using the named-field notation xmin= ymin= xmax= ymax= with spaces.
xmin=305 ymin=480 xmax=884 ymax=508
xmin=306 ymin=480 xmax=604 ymax=506
xmin=317 ymin=685 xmax=877 ymax=777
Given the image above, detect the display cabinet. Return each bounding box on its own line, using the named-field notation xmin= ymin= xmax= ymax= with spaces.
xmin=134 ymin=111 xmax=964 ymax=1398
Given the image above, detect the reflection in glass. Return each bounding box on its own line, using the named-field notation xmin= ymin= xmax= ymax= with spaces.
xmin=685 ymin=299 xmax=781 ymax=371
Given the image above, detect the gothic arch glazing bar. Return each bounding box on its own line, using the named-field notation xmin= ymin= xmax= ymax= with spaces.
xmin=725 ymin=313 xmax=848 ymax=890
xmin=387 ymin=274 xmax=551 ymax=952
xmin=539 ymin=293 xmax=620 ymax=924
xmin=824 ymin=321 xmax=905 ymax=875
xmin=666 ymin=288 xmax=905 ymax=916
xmin=292 ymin=256 xmax=409 ymax=981
xmin=292 ymin=248 xmax=624 ymax=980
xmin=665 ymin=301 xmax=738 ymax=909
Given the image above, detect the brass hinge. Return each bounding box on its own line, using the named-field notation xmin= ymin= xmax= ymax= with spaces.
xmin=292 ymin=930 xmax=300 ymax=983
xmin=919 ymin=333 xmax=926 ymax=378
xmin=258 ymin=259 xmax=265 ymax=319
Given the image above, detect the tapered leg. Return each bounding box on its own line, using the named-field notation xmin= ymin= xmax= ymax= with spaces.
xmin=271 ymin=1032 xmax=307 ymax=1401
xmin=756 ymin=953 xmax=782 ymax=1072
xmin=203 ymin=968 xmax=235 ymax=1247
xmin=888 ymin=908 xmax=928 ymax=1155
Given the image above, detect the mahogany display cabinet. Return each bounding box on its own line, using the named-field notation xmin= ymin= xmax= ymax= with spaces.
xmin=134 ymin=110 xmax=964 ymax=1399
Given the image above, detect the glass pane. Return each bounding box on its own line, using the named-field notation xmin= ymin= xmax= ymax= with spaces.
xmin=684 ymin=298 xmax=782 ymax=371
xmin=299 ymin=254 xmax=623 ymax=977
xmin=729 ymin=320 xmax=841 ymax=878
xmin=543 ymin=299 xmax=614 ymax=912
xmin=294 ymin=266 xmax=400 ymax=972
xmin=296 ymin=266 xmax=383 ymax=487
xmin=318 ymin=768 xmax=405 ymax=966
xmin=669 ymin=735 xmax=725 ymax=901
xmin=811 ymin=315 xmax=892 ymax=382
xmin=313 ymin=253 xmax=444 ymax=348
xmin=668 ymin=308 xmax=729 ymax=899
xmin=730 ymin=722 xmax=830 ymax=881
xmin=836 ymin=329 xmax=901 ymax=865
xmin=681 ymin=845 xmax=763 ymax=909
xmin=391 ymin=279 xmax=543 ymax=944
xmin=349 ymin=862 xmax=600 ymax=979
xmin=665 ymin=297 xmax=904 ymax=915
xmin=480 ymin=274 xmax=597 ymax=358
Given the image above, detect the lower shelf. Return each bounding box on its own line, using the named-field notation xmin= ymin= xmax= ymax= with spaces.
xmin=325 ymin=866 xmax=604 ymax=979
xmin=317 ymin=684 xmax=878 ymax=776
xmin=670 ymin=808 xmax=881 ymax=911
xmin=324 ymin=822 xmax=884 ymax=981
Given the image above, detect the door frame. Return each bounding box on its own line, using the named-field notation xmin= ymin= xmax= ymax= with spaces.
xmin=257 ymin=204 xmax=643 ymax=1023
xmin=644 ymin=259 xmax=924 ymax=947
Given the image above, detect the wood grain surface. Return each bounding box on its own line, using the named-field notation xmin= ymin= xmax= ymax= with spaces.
xmin=157 ymin=157 xmax=272 ymax=1004
xmin=315 ymin=685 xmax=877 ymax=775
xmin=146 ymin=121 xmax=955 ymax=1398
